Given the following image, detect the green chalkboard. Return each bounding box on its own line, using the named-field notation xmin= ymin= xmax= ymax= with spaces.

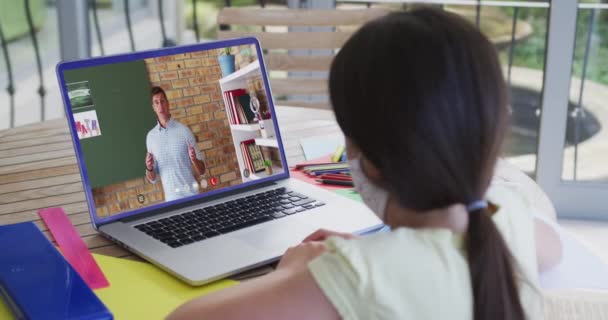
xmin=64 ymin=60 xmax=156 ymax=188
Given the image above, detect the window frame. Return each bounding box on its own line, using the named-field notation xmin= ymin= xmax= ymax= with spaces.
xmin=536 ymin=0 xmax=608 ymax=220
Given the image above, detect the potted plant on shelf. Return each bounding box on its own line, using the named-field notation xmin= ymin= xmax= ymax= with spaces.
xmin=218 ymin=47 xmax=235 ymax=77
xmin=264 ymin=159 xmax=273 ymax=175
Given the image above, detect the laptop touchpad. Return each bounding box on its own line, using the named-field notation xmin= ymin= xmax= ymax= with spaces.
xmin=235 ymin=219 xmax=314 ymax=252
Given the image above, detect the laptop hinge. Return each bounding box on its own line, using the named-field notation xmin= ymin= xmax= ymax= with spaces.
xmin=119 ymin=180 xmax=277 ymax=223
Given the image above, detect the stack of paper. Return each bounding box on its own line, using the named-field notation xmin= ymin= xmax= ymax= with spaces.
xmin=300 ymin=135 xmax=344 ymax=160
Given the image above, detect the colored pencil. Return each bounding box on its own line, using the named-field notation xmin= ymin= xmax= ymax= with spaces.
xmin=318 ymin=174 xmax=352 ymax=181
xmin=294 ymin=162 xmax=339 ymax=170
xmin=315 ymin=179 xmax=354 ymax=186
xmin=303 ymin=164 xmax=350 ymax=172
xmin=310 ymin=169 xmax=350 ymax=176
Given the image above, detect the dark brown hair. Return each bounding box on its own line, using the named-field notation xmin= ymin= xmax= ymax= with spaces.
xmin=329 ymin=8 xmax=525 ymax=320
xmin=151 ymin=86 xmax=167 ymax=100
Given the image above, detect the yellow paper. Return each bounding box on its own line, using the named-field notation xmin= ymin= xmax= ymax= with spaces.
xmin=0 ymin=254 xmax=237 ymax=320
xmin=0 ymin=294 xmax=11 ymax=319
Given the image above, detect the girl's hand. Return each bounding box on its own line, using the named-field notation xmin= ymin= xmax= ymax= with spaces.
xmin=277 ymin=241 xmax=326 ymax=271
xmin=302 ymin=228 xmax=356 ymax=243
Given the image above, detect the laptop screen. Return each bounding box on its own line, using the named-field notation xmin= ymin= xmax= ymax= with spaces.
xmin=57 ymin=38 xmax=289 ymax=225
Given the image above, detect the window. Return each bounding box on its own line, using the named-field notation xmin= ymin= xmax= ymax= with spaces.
xmin=537 ymin=0 xmax=608 ymax=220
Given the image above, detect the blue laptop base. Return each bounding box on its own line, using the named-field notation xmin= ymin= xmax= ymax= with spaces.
xmin=0 ymin=222 xmax=112 ymax=320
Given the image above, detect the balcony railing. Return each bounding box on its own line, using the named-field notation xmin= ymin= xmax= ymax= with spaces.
xmin=0 ymin=0 xmax=605 ymax=182
xmin=0 ymin=0 xmax=282 ymax=130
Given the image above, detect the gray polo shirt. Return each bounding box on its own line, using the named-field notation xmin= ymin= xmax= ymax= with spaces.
xmin=146 ymin=118 xmax=203 ymax=202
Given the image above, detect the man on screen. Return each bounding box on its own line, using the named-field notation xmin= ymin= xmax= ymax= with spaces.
xmin=145 ymin=86 xmax=206 ymax=202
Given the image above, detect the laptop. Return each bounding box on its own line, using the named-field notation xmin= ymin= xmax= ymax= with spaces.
xmin=56 ymin=37 xmax=382 ymax=285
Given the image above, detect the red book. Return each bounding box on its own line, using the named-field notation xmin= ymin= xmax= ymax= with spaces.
xmin=226 ymin=89 xmax=248 ymax=125
xmin=240 ymin=141 xmax=253 ymax=172
xmin=318 ymin=174 xmax=352 ymax=181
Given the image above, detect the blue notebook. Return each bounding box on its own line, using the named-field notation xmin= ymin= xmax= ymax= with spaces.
xmin=0 ymin=222 xmax=112 ymax=320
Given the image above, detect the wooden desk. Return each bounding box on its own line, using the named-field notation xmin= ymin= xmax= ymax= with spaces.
xmin=0 ymin=106 xmax=342 ymax=259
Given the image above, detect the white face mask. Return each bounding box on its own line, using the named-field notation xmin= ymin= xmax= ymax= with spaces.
xmin=348 ymin=156 xmax=390 ymax=221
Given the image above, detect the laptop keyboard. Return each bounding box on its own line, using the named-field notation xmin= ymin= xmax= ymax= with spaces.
xmin=133 ymin=187 xmax=325 ymax=248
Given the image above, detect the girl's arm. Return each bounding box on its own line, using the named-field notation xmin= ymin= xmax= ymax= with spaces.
xmin=534 ymin=217 xmax=563 ymax=272
xmin=167 ymin=242 xmax=340 ymax=320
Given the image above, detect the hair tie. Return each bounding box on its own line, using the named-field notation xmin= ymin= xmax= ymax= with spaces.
xmin=466 ymin=200 xmax=488 ymax=212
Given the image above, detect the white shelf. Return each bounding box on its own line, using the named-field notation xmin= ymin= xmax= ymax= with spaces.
xmin=219 ymin=60 xmax=260 ymax=85
xmin=230 ymin=124 xmax=260 ymax=132
xmin=249 ymin=166 xmax=284 ymax=180
xmin=218 ymin=58 xmax=274 ymax=185
xmin=254 ymin=137 xmax=279 ymax=148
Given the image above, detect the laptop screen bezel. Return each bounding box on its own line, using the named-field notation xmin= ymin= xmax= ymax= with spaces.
xmin=56 ymin=37 xmax=291 ymax=228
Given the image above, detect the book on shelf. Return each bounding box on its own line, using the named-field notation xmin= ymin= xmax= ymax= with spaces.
xmin=229 ymin=90 xmax=241 ymax=124
xmin=221 ymin=92 xmax=235 ymax=125
xmin=226 ymin=91 xmax=237 ymax=125
xmin=236 ymin=100 xmax=247 ymax=125
xmin=237 ymin=94 xmax=255 ymax=123
xmin=224 ymin=89 xmax=255 ymax=125
xmin=240 ymin=140 xmax=254 ymax=173
xmin=247 ymin=143 xmax=266 ymax=172
xmin=240 ymin=139 xmax=266 ymax=173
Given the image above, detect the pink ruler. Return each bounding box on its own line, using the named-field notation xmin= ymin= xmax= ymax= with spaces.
xmin=39 ymin=207 xmax=109 ymax=289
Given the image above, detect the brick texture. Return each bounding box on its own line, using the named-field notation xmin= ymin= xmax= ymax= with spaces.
xmin=93 ymin=177 xmax=165 ymax=217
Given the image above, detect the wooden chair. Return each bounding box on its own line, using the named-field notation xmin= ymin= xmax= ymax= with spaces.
xmin=217 ymin=7 xmax=391 ymax=109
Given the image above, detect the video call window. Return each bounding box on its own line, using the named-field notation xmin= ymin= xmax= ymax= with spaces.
xmin=63 ymin=44 xmax=284 ymax=218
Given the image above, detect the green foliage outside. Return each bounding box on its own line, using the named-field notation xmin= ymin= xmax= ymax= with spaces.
xmin=0 ymin=0 xmax=45 ymax=41
xmin=184 ymin=0 xmax=259 ymax=39
xmin=572 ymin=9 xmax=608 ymax=85
xmin=498 ymin=7 xmax=608 ymax=85
xmin=497 ymin=8 xmax=548 ymax=72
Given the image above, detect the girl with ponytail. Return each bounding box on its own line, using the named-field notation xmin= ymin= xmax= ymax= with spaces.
xmin=169 ymin=8 xmax=561 ymax=320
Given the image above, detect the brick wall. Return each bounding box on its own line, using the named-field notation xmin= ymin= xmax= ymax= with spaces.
xmin=93 ymin=176 xmax=165 ymax=217
xmin=93 ymin=50 xmax=246 ymax=217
